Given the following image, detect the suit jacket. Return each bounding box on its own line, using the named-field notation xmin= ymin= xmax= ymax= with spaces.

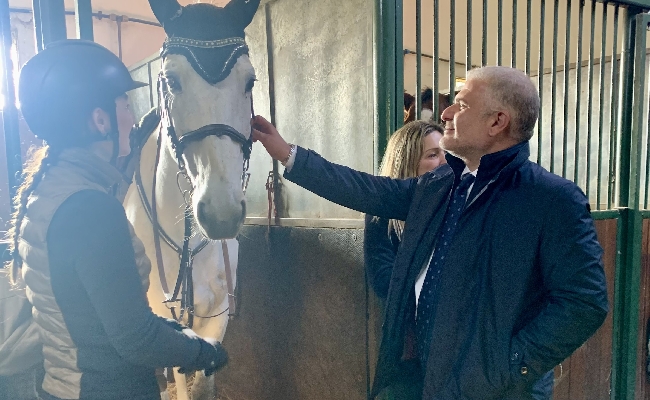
xmin=284 ymin=141 xmax=607 ymax=400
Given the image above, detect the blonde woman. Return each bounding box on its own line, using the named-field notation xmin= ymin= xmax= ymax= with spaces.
xmin=364 ymin=121 xmax=446 ymax=300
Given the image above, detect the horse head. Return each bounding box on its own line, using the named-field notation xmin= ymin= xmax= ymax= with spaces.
xmin=148 ymin=0 xmax=260 ymax=240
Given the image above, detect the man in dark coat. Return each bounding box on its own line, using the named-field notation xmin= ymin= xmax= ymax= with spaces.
xmin=251 ymin=66 xmax=608 ymax=400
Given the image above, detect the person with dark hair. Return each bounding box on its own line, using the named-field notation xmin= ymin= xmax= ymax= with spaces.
xmin=404 ymin=92 xmax=416 ymax=123
xmin=420 ymin=87 xmax=434 ymax=121
xmin=252 ymin=66 xmax=607 ymax=400
xmin=4 ymin=40 xmax=227 ymax=400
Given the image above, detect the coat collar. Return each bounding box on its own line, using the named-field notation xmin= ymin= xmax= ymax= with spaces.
xmin=446 ymin=141 xmax=529 ymax=185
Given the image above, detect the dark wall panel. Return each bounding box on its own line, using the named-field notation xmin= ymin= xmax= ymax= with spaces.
xmin=216 ymin=225 xmax=383 ymax=400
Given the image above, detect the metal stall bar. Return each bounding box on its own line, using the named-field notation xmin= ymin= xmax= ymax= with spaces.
xmin=562 ymin=0 xmax=572 ymax=178
xmin=0 ymin=0 xmax=20 ymax=200
xmin=597 ymin=4 xmax=608 ymax=210
xmin=537 ymin=0 xmax=545 ymax=164
xmin=37 ymin=0 xmax=66 ymax=47
xmin=613 ymin=8 xmax=646 ymax=400
xmin=608 ymin=4 xmax=619 ymax=209
xmin=616 ymin=1 xmax=636 ymax=255
xmin=482 ymin=0 xmax=488 ymax=66
xmin=32 ymin=0 xmax=43 ymax=52
xmin=467 ymin=0 xmax=472 ymax=74
xmin=550 ymin=0 xmax=559 ymax=173
xmin=497 ymin=0 xmax=503 ymax=65
xmin=375 ymin=0 xmax=402 ymax=166
xmin=511 ymin=0 xmax=517 ymax=68
xmin=574 ymin=0 xmax=585 ymax=184
xmin=265 ymin=3 xmax=282 ymax=221
xmin=585 ymin=0 xmax=597 ymax=201
xmin=75 ymin=0 xmax=93 ymax=41
xmin=449 ymin=0 xmax=455 ymax=105
xmin=526 ymin=0 xmax=532 ymax=74
xmin=433 ymin=0 xmax=440 ymax=121
xmin=647 ymin=85 xmax=650 ymax=207
xmin=396 ymin=0 xmax=403 ymax=130
xmin=416 ymin=0 xmax=422 ymax=119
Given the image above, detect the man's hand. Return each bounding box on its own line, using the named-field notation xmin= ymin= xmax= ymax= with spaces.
xmin=251 ymin=116 xmax=292 ymax=162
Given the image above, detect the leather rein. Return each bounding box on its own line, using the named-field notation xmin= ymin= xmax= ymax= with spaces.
xmin=134 ymin=40 xmax=253 ymax=329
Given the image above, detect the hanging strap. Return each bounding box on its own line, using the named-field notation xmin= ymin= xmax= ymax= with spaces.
xmin=151 ymin=130 xmax=171 ymax=298
xmin=221 ymin=240 xmax=237 ymax=318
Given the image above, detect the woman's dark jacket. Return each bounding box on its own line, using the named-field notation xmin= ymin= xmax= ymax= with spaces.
xmin=364 ymin=215 xmax=400 ymax=299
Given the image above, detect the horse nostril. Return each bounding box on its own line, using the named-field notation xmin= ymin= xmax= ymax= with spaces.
xmin=197 ymin=201 xmax=207 ymax=224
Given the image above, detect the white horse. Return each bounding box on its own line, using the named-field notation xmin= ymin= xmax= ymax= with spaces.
xmin=122 ymin=1 xmax=260 ymax=399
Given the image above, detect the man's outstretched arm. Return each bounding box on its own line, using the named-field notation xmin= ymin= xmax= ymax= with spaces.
xmin=252 ymin=116 xmax=417 ymax=220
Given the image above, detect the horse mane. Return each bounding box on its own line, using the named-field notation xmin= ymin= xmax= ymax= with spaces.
xmin=115 ymin=107 xmax=161 ymax=202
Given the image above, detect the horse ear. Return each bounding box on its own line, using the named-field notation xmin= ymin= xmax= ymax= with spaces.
xmin=148 ymin=0 xmax=183 ymax=26
xmin=222 ymin=0 xmax=261 ymax=30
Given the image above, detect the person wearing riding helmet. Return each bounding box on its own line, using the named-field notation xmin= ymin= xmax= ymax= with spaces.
xmin=5 ymin=40 xmax=227 ymax=400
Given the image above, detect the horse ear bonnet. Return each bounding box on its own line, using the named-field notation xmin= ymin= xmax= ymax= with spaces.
xmin=149 ymin=0 xmax=262 ymax=84
xmin=18 ymin=39 xmax=146 ymax=143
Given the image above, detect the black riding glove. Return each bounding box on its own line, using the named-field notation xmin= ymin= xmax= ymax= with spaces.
xmin=178 ymin=339 xmax=228 ymax=375
xmin=203 ymin=341 xmax=228 ymax=376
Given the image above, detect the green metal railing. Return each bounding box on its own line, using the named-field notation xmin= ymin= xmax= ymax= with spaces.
xmin=377 ymin=0 xmax=650 ymax=399
xmin=375 ymin=0 xmax=403 ymax=171
xmin=395 ymin=0 xmax=650 ymax=212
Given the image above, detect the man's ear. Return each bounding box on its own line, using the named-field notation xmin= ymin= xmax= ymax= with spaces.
xmin=487 ymin=110 xmax=511 ymax=138
xmin=90 ymin=107 xmax=111 ymax=136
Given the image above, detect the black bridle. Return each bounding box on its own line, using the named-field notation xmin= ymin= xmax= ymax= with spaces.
xmin=158 ymin=71 xmax=253 ymax=183
xmin=137 ymin=37 xmax=254 ymax=328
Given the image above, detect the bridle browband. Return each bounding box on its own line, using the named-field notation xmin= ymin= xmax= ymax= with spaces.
xmin=139 ymin=35 xmax=254 ymax=328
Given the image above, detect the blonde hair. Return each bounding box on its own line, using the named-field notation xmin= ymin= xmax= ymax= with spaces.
xmin=377 ymin=120 xmax=443 ymax=239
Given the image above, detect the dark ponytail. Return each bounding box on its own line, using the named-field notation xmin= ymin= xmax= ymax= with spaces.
xmin=6 ymin=145 xmax=57 ymax=284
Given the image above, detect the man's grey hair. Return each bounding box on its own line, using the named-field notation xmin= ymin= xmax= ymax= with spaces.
xmin=467 ymin=66 xmax=540 ymax=142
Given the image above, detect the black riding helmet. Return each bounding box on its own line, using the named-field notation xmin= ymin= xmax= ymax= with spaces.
xmin=19 ymin=40 xmax=146 ymax=151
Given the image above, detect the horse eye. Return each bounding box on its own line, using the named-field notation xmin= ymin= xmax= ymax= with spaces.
xmin=166 ymin=76 xmax=182 ymax=92
xmin=245 ymin=78 xmax=256 ymax=93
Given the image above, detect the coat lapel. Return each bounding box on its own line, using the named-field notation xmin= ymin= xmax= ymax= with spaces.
xmin=401 ymin=165 xmax=454 ymax=286
xmin=373 ymin=165 xmax=455 ymax=396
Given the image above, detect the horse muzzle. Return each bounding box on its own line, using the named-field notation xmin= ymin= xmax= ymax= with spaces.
xmin=195 ymin=197 xmax=246 ymax=240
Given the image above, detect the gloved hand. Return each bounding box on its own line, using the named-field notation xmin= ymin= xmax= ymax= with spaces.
xmin=203 ymin=339 xmax=228 ymax=376
xmin=178 ymin=338 xmax=228 ymax=376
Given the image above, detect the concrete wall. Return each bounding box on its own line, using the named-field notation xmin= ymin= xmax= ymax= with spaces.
xmin=246 ymin=0 xmax=375 ymax=221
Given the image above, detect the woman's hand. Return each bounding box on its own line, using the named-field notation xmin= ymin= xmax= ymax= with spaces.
xmin=251 ymin=116 xmax=292 ymax=162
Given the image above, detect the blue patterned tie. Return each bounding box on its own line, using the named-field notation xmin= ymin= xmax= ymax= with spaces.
xmin=416 ymin=173 xmax=476 ymax=367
